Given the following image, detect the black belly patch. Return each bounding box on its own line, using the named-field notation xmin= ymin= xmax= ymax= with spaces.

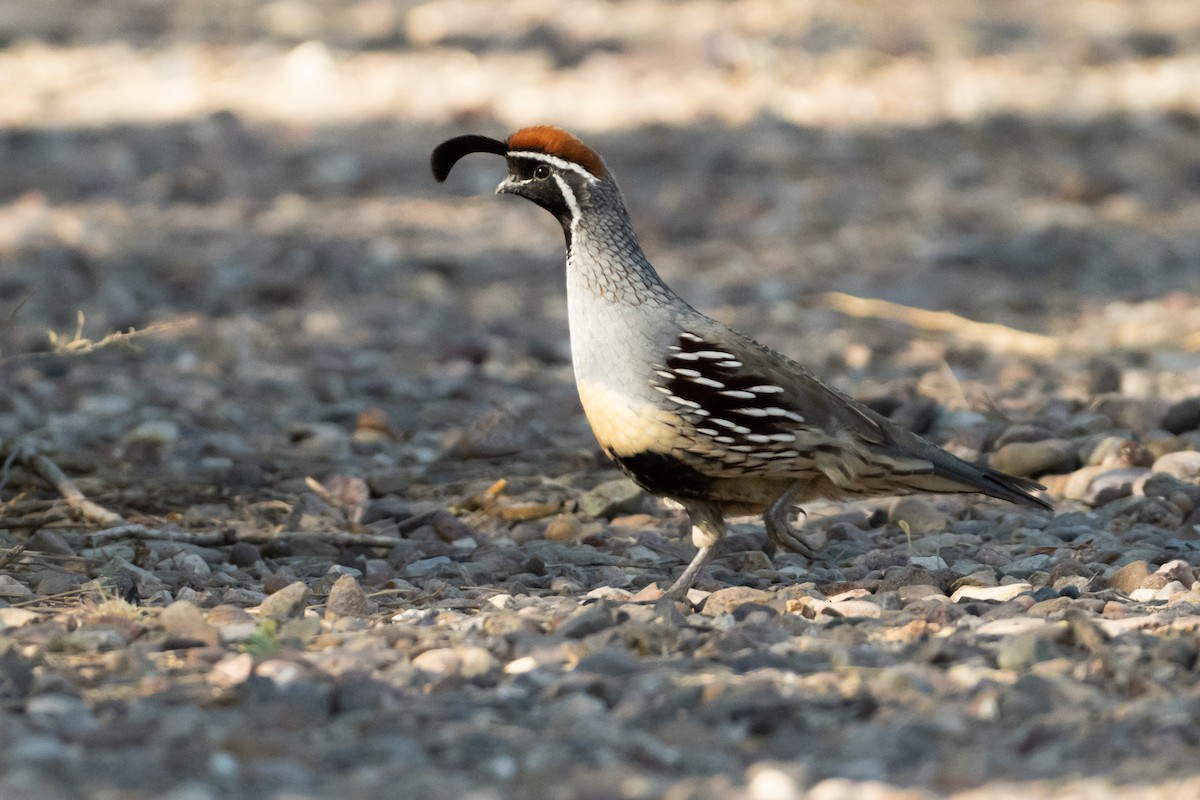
xmin=611 ymin=451 xmax=714 ymax=501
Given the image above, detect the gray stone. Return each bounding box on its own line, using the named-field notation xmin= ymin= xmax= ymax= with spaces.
xmin=575 ymin=648 xmax=643 ymax=676
xmin=1153 ymin=450 xmax=1200 ymax=482
xmin=286 ymin=492 xmax=344 ymax=532
xmin=9 ymin=734 xmax=74 ymax=767
xmin=1142 ymin=473 xmax=1200 ymax=505
xmin=35 ymin=572 xmax=84 ymax=596
xmin=1005 ymin=554 xmax=1052 ymax=573
xmin=26 ymin=693 xmax=97 ymax=736
xmin=0 ymin=638 xmax=34 ymax=700
xmin=324 ymin=574 xmax=377 ymax=619
xmin=996 ymin=631 xmax=1059 ymax=670
xmin=1154 ymin=559 xmax=1197 ymax=585
xmin=1109 ymin=561 xmax=1151 ymax=594
xmin=227 ymin=542 xmax=261 ymax=568
xmin=286 ymin=422 xmax=352 ymax=459
xmin=0 ymin=575 xmax=33 ymax=600
xmin=1082 ymin=435 xmax=1152 ymax=468
xmin=1063 ymin=465 xmax=1118 ymax=501
xmin=158 ymin=551 xmax=212 ymax=577
xmin=908 ymin=555 xmax=949 ymax=571
xmin=1082 ymin=467 xmax=1151 ymax=506
xmin=0 ymin=608 xmax=40 ymax=630
xmin=702 ymin=586 xmax=775 ymax=616
xmin=161 ymin=600 xmax=220 ymax=647
xmin=557 ymin=602 xmax=616 ymax=638
xmin=897 ymin=584 xmax=945 ymax=603
xmin=1097 ymin=495 xmax=1185 ymax=531
xmin=365 ymin=467 xmax=410 ymax=497
xmin=577 ymin=478 xmax=646 ymax=518
xmin=1161 ymin=397 xmax=1200 ymax=434
xmin=26 ymin=530 xmax=75 ymax=556
xmin=221 ymin=587 xmax=268 ymax=606
xmin=988 ymin=439 xmax=1078 ymax=477
xmin=411 ymin=646 xmax=498 ymax=678
xmin=975 ymin=617 xmax=1056 ymax=637
xmin=257 ymin=581 xmax=311 ymax=621
xmin=950 ymin=583 xmax=1032 ymax=603
xmin=1132 ymin=581 xmax=1185 ymax=602
xmin=1057 ymin=412 xmax=1114 ymax=437
xmin=442 ymin=409 xmax=532 ymax=458
xmin=402 ymin=555 xmax=455 ymax=577
xmin=432 ymin=509 xmax=476 ymax=541
xmin=127 ymin=419 xmax=180 ymax=445
xmin=826 ymin=599 xmax=881 ymax=618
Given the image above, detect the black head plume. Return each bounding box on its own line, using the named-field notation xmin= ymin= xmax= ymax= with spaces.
xmin=430 ymin=134 xmax=509 ymax=182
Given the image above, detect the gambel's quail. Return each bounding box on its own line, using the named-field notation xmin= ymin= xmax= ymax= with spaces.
xmin=432 ymin=126 xmax=1051 ymax=600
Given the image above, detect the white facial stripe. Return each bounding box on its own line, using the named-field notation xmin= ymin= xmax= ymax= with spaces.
xmin=508 ymin=151 xmax=598 ymax=181
xmin=552 ymin=173 xmax=581 ymax=221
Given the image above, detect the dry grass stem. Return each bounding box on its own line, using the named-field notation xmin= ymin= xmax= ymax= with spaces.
xmin=26 ymin=452 xmax=127 ymax=527
xmin=818 ymin=292 xmax=1063 ymax=357
xmin=0 ymin=543 xmax=26 ymax=570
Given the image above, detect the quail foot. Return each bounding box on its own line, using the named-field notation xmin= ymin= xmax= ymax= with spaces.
xmin=432 ymin=126 xmax=1051 ymax=601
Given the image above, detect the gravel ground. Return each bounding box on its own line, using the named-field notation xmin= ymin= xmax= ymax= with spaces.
xmin=2 ymin=2 xmax=1200 ymax=798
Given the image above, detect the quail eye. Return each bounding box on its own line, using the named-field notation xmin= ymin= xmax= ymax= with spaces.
xmin=533 ymin=164 xmax=551 ymax=180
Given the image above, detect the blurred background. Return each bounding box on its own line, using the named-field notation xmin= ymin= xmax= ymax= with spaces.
xmin=2 ymin=4 xmax=1200 ymax=798
xmin=0 ymin=0 xmax=1199 ymax=490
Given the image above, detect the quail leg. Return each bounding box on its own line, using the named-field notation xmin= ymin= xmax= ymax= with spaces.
xmin=662 ymin=502 xmax=726 ymax=601
xmin=763 ymin=480 xmax=819 ymax=559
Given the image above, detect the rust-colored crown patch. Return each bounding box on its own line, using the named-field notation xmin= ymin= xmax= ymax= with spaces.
xmin=506 ymin=126 xmax=607 ymax=179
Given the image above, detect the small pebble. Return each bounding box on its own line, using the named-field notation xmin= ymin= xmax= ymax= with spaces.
xmin=577 ymin=478 xmax=646 ymax=518
xmin=996 ymin=631 xmax=1058 ymax=670
xmin=432 ymin=509 xmax=476 ymax=542
xmin=988 ymin=439 xmax=1078 ymax=477
xmin=411 ymin=646 xmax=498 ymax=678
xmin=545 ymin=514 xmax=581 ymax=541
xmin=127 ymin=420 xmax=181 ymax=445
xmin=907 ymin=555 xmax=949 ymax=571
xmin=227 ymin=542 xmax=261 ymax=568
xmin=257 ymin=581 xmax=311 ymax=621
xmin=0 ymin=575 xmax=34 ymax=600
xmin=950 ymin=583 xmax=1032 ymax=603
xmin=403 ymin=556 xmax=455 ymax=577
xmin=1152 ymin=450 xmax=1200 ymax=482
xmin=0 ymin=608 xmax=40 ymax=630
xmin=1161 ymin=397 xmax=1200 ymax=434
xmin=324 ymin=574 xmax=378 ymax=619
xmin=161 ymin=600 xmax=220 ymax=647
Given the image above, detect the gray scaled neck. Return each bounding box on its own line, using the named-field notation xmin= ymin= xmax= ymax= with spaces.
xmin=562 ymin=177 xmax=693 ymax=402
xmin=564 ymin=178 xmax=677 ymax=309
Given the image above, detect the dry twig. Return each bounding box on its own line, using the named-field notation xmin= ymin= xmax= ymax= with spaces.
xmin=817 ymin=291 xmax=1062 ymax=357
xmin=0 ymin=512 xmax=66 ymax=530
xmin=46 ymin=311 xmax=198 ymax=357
xmin=1 ymin=442 xmax=128 ymax=526
xmin=25 ymin=452 xmax=126 ymax=526
xmin=0 ymin=311 xmax=200 ymax=365
xmin=0 ymin=543 xmax=26 ymax=570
